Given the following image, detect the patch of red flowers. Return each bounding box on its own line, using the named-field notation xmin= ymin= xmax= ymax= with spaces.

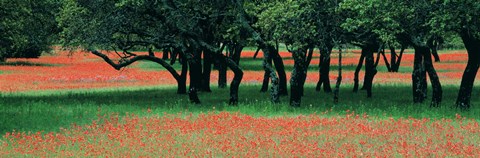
xmin=0 ymin=49 xmax=475 ymax=92
xmin=1 ymin=112 xmax=479 ymax=157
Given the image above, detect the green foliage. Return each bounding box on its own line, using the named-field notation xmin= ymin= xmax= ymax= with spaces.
xmin=58 ymin=0 xmax=243 ymax=53
xmin=429 ymin=0 xmax=480 ymax=39
xmin=250 ymin=0 xmax=343 ymax=49
xmin=0 ymin=0 xmax=59 ymax=60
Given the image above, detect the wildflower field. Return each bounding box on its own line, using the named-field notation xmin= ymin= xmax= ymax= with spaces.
xmin=1 ymin=49 xmax=480 ymax=157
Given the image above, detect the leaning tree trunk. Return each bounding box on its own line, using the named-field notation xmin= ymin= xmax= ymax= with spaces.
xmin=253 ymin=47 xmax=261 ymax=59
xmin=261 ymin=55 xmax=273 ymax=92
xmin=236 ymin=11 xmax=280 ymax=103
xmin=412 ymin=47 xmax=427 ymax=103
xmin=225 ymin=56 xmax=244 ymax=105
xmin=272 ymin=47 xmax=288 ymax=96
xmin=420 ymin=46 xmax=442 ymax=107
xmin=353 ymin=49 xmax=366 ymax=92
xmin=428 ymin=37 xmax=441 ymax=62
xmin=316 ymin=45 xmax=333 ymax=93
xmin=201 ymin=49 xmax=213 ymax=92
xmin=290 ymin=49 xmax=307 ymax=107
xmin=456 ymin=31 xmax=480 ymax=109
xmin=188 ymin=50 xmax=202 ymax=104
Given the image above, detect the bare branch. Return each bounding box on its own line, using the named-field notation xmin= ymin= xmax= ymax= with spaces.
xmin=91 ymin=50 xmax=181 ymax=80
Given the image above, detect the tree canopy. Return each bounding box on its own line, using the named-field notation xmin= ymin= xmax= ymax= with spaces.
xmin=2 ymin=0 xmax=480 ymax=108
xmin=0 ymin=0 xmax=59 ymax=61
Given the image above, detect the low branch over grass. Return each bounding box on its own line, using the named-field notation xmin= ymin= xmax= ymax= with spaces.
xmin=90 ymin=50 xmax=180 ymax=80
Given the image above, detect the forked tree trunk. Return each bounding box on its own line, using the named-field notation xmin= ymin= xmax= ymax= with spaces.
xmin=261 ymin=45 xmax=281 ymax=103
xmin=374 ymin=48 xmax=391 ymax=72
xmin=421 ymin=46 xmax=442 ymax=107
xmin=299 ymin=47 xmax=315 ymax=96
xmin=456 ymin=30 xmax=480 ymax=109
xmin=390 ymin=47 xmax=405 ymax=72
xmin=316 ymin=45 xmax=333 ymax=93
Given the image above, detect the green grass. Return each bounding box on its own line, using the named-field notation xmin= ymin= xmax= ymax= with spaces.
xmin=1 ymin=84 xmax=479 ymax=135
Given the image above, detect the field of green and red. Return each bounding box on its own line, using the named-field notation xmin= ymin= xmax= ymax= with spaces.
xmin=1 ymin=49 xmax=480 ymax=156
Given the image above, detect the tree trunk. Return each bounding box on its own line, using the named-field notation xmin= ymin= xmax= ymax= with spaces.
xmin=431 ymin=46 xmax=440 ymax=62
xmin=420 ymin=46 xmax=442 ymax=107
xmin=364 ymin=46 xmax=377 ymax=98
xmin=177 ymin=53 xmax=188 ymax=94
xmin=225 ymin=56 xmax=244 ymax=105
xmin=253 ymin=47 xmax=261 ymax=59
xmin=201 ymin=49 xmax=213 ymax=92
xmin=316 ymin=45 xmax=333 ymax=93
xmin=391 ymin=47 xmax=405 ymax=72
xmin=149 ymin=49 xmax=156 ymax=57
xmin=299 ymin=47 xmax=315 ymax=96
xmin=333 ymin=46 xmax=343 ymax=104
xmin=217 ymin=53 xmax=227 ymax=88
xmin=428 ymin=37 xmax=441 ymax=62
xmin=377 ymin=49 xmax=391 ymax=72
xmin=162 ymin=49 xmax=169 ymax=60
xmin=353 ymin=50 xmax=366 ymax=92
xmin=262 ymin=45 xmax=281 ymax=103
xmin=230 ymin=43 xmax=244 ymax=65
xmin=188 ymin=50 xmax=202 ymax=104
xmin=290 ymin=49 xmax=307 ymax=107
xmin=456 ymin=31 xmax=480 ymax=109
xmin=261 ymin=56 xmax=272 ymax=92
xmin=272 ymin=48 xmax=288 ymax=96
xmin=390 ymin=47 xmax=397 ymax=72
xmin=236 ymin=11 xmax=280 ymax=103
xmin=412 ymin=47 xmax=427 ymax=103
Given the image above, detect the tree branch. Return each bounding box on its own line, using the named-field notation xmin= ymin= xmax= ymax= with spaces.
xmin=90 ymin=50 xmax=181 ymax=80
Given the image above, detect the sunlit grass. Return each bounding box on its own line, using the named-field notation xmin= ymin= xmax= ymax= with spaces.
xmin=1 ymin=84 xmax=479 ymax=135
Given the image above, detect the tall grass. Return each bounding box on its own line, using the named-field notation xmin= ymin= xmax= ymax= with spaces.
xmin=1 ymin=84 xmax=479 ymax=135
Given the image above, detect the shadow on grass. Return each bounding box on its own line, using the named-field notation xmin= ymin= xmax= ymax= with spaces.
xmin=0 ymin=84 xmax=478 ymax=134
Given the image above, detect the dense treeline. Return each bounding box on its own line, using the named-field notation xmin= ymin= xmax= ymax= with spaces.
xmin=1 ymin=0 xmax=480 ymax=109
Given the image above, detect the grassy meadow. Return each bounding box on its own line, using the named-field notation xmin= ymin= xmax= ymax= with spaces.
xmin=1 ymin=49 xmax=480 ymax=156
